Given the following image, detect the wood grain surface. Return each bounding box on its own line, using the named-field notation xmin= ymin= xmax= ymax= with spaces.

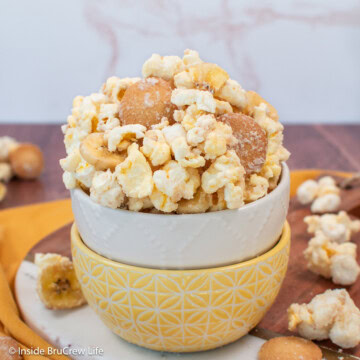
xmin=3 ymin=123 xmax=359 ymax=358
xmin=26 ymin=174 xmax=360 ymax=358
xmin=1 ymin=124 xmax=360 ymax=209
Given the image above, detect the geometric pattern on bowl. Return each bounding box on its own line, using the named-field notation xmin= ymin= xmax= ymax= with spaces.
xmin=71 ymin=222 xmax=290 ymax=352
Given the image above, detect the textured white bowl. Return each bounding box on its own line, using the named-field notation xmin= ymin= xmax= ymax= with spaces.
xmin=71 ymin=163 xmax=290 ymax=269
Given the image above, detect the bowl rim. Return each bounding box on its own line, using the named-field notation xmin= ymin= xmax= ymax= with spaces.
xmin=71 ymin=220 xmax=290 ymax=274
xmin=71 ymin=162 xmax=290 ymax=218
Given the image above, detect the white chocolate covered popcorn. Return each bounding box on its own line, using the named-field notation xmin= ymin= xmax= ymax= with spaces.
xmin=171 ymin=89 xmax=216 ymax=113
xmin=141 ymin=130 xmax=171 ymax=166
xmin=0 ymin=163 xmax=13 ymax=182
xmin=74 ymin=159 xmax=96 ymax=188
xmin=0 ymin=136 xmax=19 ymax=162
xmin=304 ymin=211 xmax=360 ymax=243
xmin=311 ymin=193 xmax=341 ymax=213
xmin=97 ymin=104 xmax=120 ymax=132
xmin=288 ymin=289 xmax=360 ymax=348
xmin=297 ymin=180 xmax=319 ymax=205
xmin=101 ymin=76 xmax=140 ymax=103
xmin=90 ymin=170 xmax=124 ymax=209
xmin=153 ymin=161 xmax=200 ymax=202
xmin=216 ymin=79 xmax=247 ymax=109
xmin=61 ymin=49 xmax=289 ymax=213
xmin=201 ymin=150 xmax=245 ymax=195
xmin=115 ymin=143 xmax=153 ymax=199
xmin=304 ymin=231 xmax=360 ymax=285
xmin=297 ymin=176 xmax=341 ymax=213
xmin=142 ymin=54 xmax=183 ymax=80
xmin=106 ymin=124 xmax=146 ymax=152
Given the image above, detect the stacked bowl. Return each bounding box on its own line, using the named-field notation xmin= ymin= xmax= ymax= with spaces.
xmin=71 ymin=163 xmax=291 ymax=352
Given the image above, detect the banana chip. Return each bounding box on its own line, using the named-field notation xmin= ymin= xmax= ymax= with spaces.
xmin=35 ymin=253 xmax=86 ymax=310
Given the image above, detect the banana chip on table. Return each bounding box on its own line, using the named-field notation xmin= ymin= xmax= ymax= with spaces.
xmin=35 ymin=253 xmax=86 ymax=310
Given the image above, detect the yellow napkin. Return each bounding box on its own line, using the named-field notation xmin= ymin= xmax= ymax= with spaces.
xmin=0 ymin=169 xmax=352 ymax=359
xmin=0 ymin=199 xmax=73 ymax=360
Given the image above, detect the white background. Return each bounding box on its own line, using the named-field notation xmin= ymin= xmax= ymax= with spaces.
xmin=0 ymin=0 xmax=359 ymax=124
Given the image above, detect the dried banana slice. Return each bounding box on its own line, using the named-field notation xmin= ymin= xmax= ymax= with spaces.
xmin=244 ymin=90 xmax=279 ymax=121
xmin=80 ymin=133 xmax=125 ymax=171
xmin=35 ymin=253 xmax=86 ymax=310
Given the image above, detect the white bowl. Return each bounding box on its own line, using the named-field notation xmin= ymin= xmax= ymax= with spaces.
xmin=71 ymin=163 xmax=290 ymax=269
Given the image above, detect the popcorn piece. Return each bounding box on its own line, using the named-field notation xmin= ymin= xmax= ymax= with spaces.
xmin=127 ymin=197 xmax=153 ymax=212
xmin=115 ymin=143 xmax=153 ymax=198
xmin=90 ymin=170 xmax=124 ymax=209
xmin=176 ymin=188 xmax=212 ymax=214
xmin=97 ymin=103 xmax=120 ymax=132
xmin=216 ymin=79 xmax=247 ymax=109
xmin=141 ymin=130 xmax=171 ymax=166
xmin=0 ymin=136 xmax=19 ymax=162
xmin=297 ymin=176 xmax=340 ymax=213
xmin=62 ymin=171 xmax=77 ymax=190
xmin=304 ymin=232 xmax=360 ymax=285
xmin=162 ymin=124 xmax=205 ymax=168
xmin=311 ymin=193 xmax=341 ymax=214
xmin=171 ymin=89 xmax=216 ymax=113
xmin=245 ymin=90 xmax=279 ymax=122
xmin=59 ymin=149 xmax=82 ymax=173
xmin=101 ymin=76 xmax=140 ymax=103
xmin=224 ymin=182 xmax=244 ymax=209
xmin=304 ymin=211 xmax=360 ymax=243
xmin=0 ymin=163 xmax=13 ymax=182
xmin=64 ymin=127 xmax=89 ymax=155
xmin=106 ymin=124 xmax=146 ymax=152
xmin=245 ymin=174 xmax=269 ymax=202
xmin=153 ymin=161 xmax=200 ymax=202
xmin=173 ymin=109 xmax=185 ymax=123
xmin=186 ymin=114 xmax=216 ymax=146
xmin=142 ymin=54 xmax=183 ymax=80
xmin=182 ymin=49 xmax=203 ymax=68
xmin=296 ymin=180 xmax=319 ymax=205
xmin=150 ymin=186 xmax=178 ymax=213
xmin=215 ymin=99 xmax=233 ymax=115
xmin=202 ymin=150 xmax=245 ymax=196
xmin=74 ymin=159 xmax=96 ymax=189
xmin=174 ymin=63 xmax=229 ymax=93
xmin=209 ymin=188 xmax=227 ymax=212
xmin=288 ymin=289 xmax=360 ymax=348
xmin=204 ymin=121 xmax=236 ymax=160
xmin=151 ymin=117 xmax=169 ymax=130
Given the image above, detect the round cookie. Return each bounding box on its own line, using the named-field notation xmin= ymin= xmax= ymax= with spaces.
xmin=9 ymin=143 xmax=44 ymax=180
xmin=120 ymin=77 xmax=175 ymax=128
xmin=217 ymin=113 xmax=267 ymax=174
xmin=258 ymin=336 xmax=322 ymax=360
xmin=0 ymin=336 xmax=23 ymax=360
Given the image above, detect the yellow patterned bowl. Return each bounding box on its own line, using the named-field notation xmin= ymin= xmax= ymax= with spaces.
xmin=71 ymin=222 xmax=290 ymax=353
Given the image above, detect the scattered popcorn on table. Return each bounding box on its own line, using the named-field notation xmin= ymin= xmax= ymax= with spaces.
xmin=60 ymin=50 xmax=290 ymax=213
xmin=0 ymin=163 xmax=13 ymax=183
xmin=0 ymin=136 xmax=19 ymax=162
xmin=296 ymin=176 xmax=341 ymax=213
xmin=304 ymin=211 xmax=360 ymax=243
xmin=304 ymin=231 xmax=360 ymax=285
xmin=288 ymin=289 xmax=360 ymax=348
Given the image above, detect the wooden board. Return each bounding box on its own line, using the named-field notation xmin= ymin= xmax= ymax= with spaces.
xmin=25 ymin=174 xmax=360 ymax=359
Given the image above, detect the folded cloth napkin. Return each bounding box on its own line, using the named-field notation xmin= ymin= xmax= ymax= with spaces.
xmin=0 ymin=170 xmax=351 ymax=359
xmin=0 ymin=199 xmax=73 ymax=359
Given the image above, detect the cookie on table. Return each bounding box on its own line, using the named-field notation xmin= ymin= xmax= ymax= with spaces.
xmin=258 ymin=336 xmax=322 ymax=360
